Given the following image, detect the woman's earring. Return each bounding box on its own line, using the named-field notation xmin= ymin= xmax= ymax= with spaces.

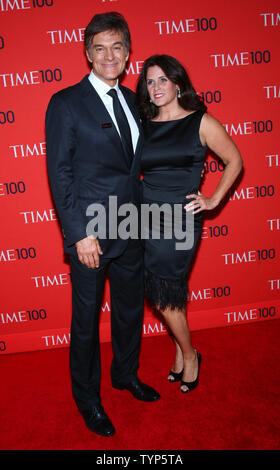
xmin=150 ymin=98 xmax=153 ymax=103
xmin=177 ymin=88 xmax=181 ymax=99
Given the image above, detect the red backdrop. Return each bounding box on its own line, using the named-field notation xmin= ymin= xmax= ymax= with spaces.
xmin=1 ymin=0 xmax=279 ymax=354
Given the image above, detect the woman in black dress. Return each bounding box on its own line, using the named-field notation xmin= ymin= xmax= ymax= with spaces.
xmin=136 ymin=55 xmax=243 ymax=393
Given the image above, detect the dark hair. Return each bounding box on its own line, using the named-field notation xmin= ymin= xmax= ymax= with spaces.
xmin=136 ymin=55 xmax=207 ymax=120
xmin=84 ymin=11 xmax=131 ymax=53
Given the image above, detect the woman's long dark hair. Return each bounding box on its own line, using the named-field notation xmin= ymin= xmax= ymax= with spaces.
xmin=136 ymin=55 xmax=207 ymax=120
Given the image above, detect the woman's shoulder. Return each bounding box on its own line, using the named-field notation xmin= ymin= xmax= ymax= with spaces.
xmin=200 ymin=112 xmax=225 ymax=132
xmin=199 ymin=112 xmax=233 ymax=149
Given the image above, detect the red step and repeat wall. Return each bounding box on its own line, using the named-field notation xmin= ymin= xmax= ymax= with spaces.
xmin=1 ymin=0 xmax=279 ymax=355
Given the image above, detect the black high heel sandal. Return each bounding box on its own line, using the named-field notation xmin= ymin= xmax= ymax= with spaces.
xmin=168 ymin=369 xmax=184 ymax=383
xmin=180 ymin=351 xmax=201 ymax=393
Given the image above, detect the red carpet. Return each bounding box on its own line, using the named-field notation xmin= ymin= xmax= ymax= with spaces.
xmin=1 ymin=320 xmax=280 ymax=450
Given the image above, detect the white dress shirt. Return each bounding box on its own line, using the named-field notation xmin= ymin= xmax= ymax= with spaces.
xmin=88 ymin=71 xmax=139 ymax=153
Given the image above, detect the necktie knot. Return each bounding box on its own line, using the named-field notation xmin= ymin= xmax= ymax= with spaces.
xmin=107 ymin=88 xmax=118 ymax=99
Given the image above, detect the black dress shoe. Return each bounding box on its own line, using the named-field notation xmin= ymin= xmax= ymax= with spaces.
xmin=82 ymin=404 xmax=115 ymax=436
xmin=112 ymin=377 xmax=160 ymax=402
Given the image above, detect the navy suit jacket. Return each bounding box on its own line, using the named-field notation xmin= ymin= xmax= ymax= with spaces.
xmin=46 ymin=75 xmax=143 ymax=257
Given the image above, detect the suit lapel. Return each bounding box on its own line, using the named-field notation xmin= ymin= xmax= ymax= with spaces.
xmin=79 ymin=76 xmax=130 ymax=166
xmin=119 ymin=85 xmax=141 ymax=131
xmin=78 ymin=76 xmax=143 ymax=172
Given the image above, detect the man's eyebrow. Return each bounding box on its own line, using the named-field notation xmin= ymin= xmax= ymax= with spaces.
xmin=93 ymin=41 xmax=124 ymax=48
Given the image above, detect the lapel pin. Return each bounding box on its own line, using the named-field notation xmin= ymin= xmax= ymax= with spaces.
xmin=101 ymin=123 xmax=112 ymax=128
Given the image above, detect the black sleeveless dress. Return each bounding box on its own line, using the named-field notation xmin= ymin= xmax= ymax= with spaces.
xmin=141 ymin=110 xmax=207 ymax=310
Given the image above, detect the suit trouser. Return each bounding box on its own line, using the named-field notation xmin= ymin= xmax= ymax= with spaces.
xmin=69 ymin=239 xmax=144 ymax=412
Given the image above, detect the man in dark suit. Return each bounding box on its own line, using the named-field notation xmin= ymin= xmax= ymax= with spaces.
xmin=46 ymin=12 xmax=160 ymax=437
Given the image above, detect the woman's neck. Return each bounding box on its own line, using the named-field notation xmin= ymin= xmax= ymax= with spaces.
xmin=153 ymin=103 xmax=189 ymax=122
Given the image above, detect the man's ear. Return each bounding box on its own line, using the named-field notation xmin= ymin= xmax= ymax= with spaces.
xmin=86 ymin=49 xmax=92 ymax=63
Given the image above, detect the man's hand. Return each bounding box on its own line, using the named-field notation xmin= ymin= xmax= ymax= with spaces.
xmin=75 ymin=235 xmax=103 ymax=269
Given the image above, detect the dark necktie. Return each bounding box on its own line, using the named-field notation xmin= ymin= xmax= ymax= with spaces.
xmin=107 ymin=88 xmax=134 ymax=160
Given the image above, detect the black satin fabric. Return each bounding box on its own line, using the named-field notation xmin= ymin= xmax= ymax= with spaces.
xmin=141 ymin=111 xmax=207 ymax=310
xmin=141 ymin=111 xmax=206 ymax=203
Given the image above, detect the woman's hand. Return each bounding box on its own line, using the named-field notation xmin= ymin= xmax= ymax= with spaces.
xmin=184 ymin=192 xmax=218 ymax=214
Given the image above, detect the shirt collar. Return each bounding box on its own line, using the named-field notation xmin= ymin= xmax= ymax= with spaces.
xmin=88 ymin=71 xmax=120 ymax=98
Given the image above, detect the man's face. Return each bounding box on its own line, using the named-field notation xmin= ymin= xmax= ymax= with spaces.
xmin=86 ymin=29 xmax=129 ymax=86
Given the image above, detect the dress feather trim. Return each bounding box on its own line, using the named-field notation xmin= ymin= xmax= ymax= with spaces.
xmin=144 ymin=269 xmax=187 ymax=311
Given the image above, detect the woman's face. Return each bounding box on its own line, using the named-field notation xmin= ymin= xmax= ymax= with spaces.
xmin=146 ymin=65 xmax=179 ymax=107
